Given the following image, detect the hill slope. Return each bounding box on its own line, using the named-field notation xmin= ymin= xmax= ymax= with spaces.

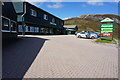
xmin=64 ymin=14 xmax=119 ymax=39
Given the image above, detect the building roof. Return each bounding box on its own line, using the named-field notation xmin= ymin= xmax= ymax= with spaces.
xmin=66 ymin=29 xmax=76 ymax=31
xmin=100 ymin=18 xmax=114 ymax=22
xmin=63 ymin=25 xmax=77 ymax=28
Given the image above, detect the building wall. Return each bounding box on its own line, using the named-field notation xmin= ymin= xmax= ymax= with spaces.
xmin=2 ymin=2 xmax=17 ymax=21
xmin=2 ymin=2 xmax=18 ymax=41
xmin=24 ymin=2 xmax=64 ymax=29
xmin=12 ymin=2 xmax=64 ymax=35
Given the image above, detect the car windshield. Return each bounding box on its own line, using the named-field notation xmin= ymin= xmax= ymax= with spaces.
xmin=89 ymin=31 xmax=94 ymax=34
xmin=81 ymin=32 xmax=85 ymax=34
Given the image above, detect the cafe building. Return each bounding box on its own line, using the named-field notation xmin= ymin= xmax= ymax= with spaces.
xmin=2 ymin=2 xmax=18 ymax=41
xmin=12 ymin=2 xmax=64 ymax=35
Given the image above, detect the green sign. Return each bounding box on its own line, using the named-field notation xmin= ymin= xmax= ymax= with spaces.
xmin=101 ymin=24 xmax=113 ymax=28
xmin=101 ymin=27 xmax=113 ymax=33
xmin=100 ymin=18 xmax=114 ymax=34
xmin=100 ymin=18 xmax=114 ymax=40
xmin=50 ymin=22 xmax=57 ymax=25
xmin=100 ymin=24 xmax=114 ymax=33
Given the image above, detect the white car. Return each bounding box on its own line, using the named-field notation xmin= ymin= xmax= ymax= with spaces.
xmin=76 ymin=31 xmax=98 ymax=39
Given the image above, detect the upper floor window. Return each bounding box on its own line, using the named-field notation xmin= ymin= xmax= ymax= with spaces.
xmin=44 ymin=14 xmax=48 ymax=20
xmin=61 ymin=21 xmax=63 ymax=25
xmin=30 ymin=9 xmax=37 ymax=17
xmin=52 ymin=18 xmax=55 ymax=23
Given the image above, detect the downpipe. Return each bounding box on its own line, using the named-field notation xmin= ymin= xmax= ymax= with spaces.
xmin=21 ymin=2 xmax=26 ymax=36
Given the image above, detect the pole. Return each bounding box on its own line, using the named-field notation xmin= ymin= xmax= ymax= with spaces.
xmin=100 ymin=22 xmax=102 ymax=40
xmin=112 ymin=21 xmax=115 ymax=41
xmin=21 ymin=2 xmax=26 ymax=36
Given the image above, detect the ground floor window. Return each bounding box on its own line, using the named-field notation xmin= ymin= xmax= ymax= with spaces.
xmin=45 ymin=28 xmax=49 ymax=34
xmin=49 ymin=29 xmax=53 ymax=34
xmin=18 ymin=26 xmax=40 ymax=33
xmin=11 ymin=21 xmax=17 ymax=32
xmin=30 ymin=27 xmax=35 ymax=32
xmin=25 ymin=26 xmax=29 ymax=32
xmin=40 ymin=27 xmax=53 ymax=34
xmin=2 ymin=18 xmax=9 ymax=31
xmin=2 ymin=17 xmax=17 ymax=32
xmin=18 ymin=25 xmax=23 ymax=32
xmin=40 ymin=28 xmax=45 ymax=33
xmin=35 ymin=27 xmax=39 ymax=32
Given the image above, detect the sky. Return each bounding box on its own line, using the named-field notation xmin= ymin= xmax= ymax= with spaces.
xmin=31 ymin=2 xmax=118 ymax=20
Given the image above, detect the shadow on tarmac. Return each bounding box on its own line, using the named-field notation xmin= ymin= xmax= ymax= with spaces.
xmin=2 ymin=36 xmax=49 ymax=80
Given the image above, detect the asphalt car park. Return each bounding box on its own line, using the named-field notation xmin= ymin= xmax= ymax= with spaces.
xmin=3 ymin=35 xmax=118 ymax=78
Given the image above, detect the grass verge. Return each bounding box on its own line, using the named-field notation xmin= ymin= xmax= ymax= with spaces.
xmin=95 ymin=37 xmax=117 ymax=44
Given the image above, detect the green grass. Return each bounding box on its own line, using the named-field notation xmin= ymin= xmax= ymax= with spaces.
xmin=64 ymin=14 xmax=119 ymax=40
xmin=95 ymin=37 xmax=117 ymax=44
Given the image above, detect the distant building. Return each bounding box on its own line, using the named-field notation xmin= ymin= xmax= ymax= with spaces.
xmin=13 ymin=2 xmax=64 ymax=35
xmin=63 ymin=25 xmax=78 ymax=35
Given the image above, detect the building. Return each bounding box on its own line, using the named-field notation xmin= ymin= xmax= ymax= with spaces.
xmin=63 ymin=25 xmax=78 ymax=35
xmin=12 ymin=2 xmax=64 ymax=35
xmin=2 ymin=2 xmax=18 ymax=41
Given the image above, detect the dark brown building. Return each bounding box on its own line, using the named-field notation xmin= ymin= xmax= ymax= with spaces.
xmin=2 ymin=2 xmax=17 ymax=41
xmin=13 ymin=2 xmax=64 ymax=35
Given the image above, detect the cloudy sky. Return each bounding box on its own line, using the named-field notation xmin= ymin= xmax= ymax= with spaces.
xmin=24 ymin=0 xmax=118 ymax=20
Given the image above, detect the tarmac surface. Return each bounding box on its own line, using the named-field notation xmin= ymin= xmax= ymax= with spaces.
xmin=23 ymin=35 xmax=118 ymax=78
xmin=3 ymin=35 xmax=118 ymax=79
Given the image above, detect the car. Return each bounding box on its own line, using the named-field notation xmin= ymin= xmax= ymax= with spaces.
xmin=94 ymin=32 xmax=101 ymax=37
xmin=75 ymin=31 xmax=80 ymax=35
xmin=76 ymin=31 xmax=88 ymax=38
xmin=76 ymin=31 xmax=99 ymax=39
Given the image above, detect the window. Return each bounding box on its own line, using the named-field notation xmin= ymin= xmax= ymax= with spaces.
xmin=61 ymin=21 xmax=63 ymax=25
xmin=40 ymin=28 xmax=44 ymax=33
xmin=18 ymin=25 xmax=23 ymax=32
xmin=25 ymin=26 xmax=28 ymax=32
xmin=17 ymin=15 xmax=23 ymax=22
xmin=18 ymin=25 xmax=26 ymax=32
xmin=2 ymin=17 xmax=17 ymax=32
xmin=81 ymin=32 xmax=85 ymax=34
xmin=2 ymin=18 xmax=9 ymax=31
xmin=35 ymin=27 xmax=39 ymax=32
xmin=30 ymin=9 xmax=37 ymax=17
xmin=44 ymin=14 xmax=48 ymax=20
xmin=11 ymin=21 xmax=17 ymax=32
xmin=52 ymin=18 xmax=55 ymax=23
xmin=30 ymin=27 xmax=35 ymax=32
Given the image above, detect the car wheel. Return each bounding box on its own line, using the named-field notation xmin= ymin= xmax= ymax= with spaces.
xmin=86 ymin=35 xmax=88 ymax=38
xmin=91 ymin=36 xmax=95 ymax=39
xmin=78 ymin=35 xmax=81 ymax=38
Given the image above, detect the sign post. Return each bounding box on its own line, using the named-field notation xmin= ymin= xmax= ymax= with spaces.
xmin=100 ymin=18 xmax=114 ymax=41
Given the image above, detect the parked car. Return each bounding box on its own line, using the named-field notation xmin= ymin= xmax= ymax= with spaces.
xmin=76 ymin=31 xmax=99 ymax=39
xmin=75 ymin=31 xmax=80 ymax=35
xmin=94 ymin=32 xmax=101 ymax=37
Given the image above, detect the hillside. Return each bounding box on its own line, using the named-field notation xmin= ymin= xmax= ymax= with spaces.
xmin=64 ymin=14 xmax=120 ymax=39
